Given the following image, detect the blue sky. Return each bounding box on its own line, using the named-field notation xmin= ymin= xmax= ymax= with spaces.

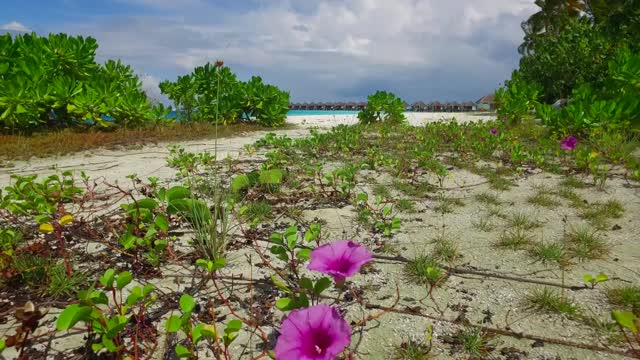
xmin=1 ymin=0 xmax=538 ymax=103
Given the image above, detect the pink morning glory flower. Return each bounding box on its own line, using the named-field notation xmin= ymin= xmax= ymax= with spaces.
xmin=275 ymin=304 xmax=351 ymax=360
xmin=490 ymin=128 xmax=498 ymax=135
xmin=561 ymin=135 xmax=577 ymax=150
xmin=308 ymin=240 xmax=373 ymax=283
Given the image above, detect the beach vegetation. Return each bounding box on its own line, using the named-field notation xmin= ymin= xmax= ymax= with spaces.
xmin=358 ymin=91 xmax=406 ymax=124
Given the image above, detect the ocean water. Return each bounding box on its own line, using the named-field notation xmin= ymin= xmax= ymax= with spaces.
xmin=287 ymin=110 xmax=360 ymax=116
xmin=164 ymin=110 xmax=359 ymax=118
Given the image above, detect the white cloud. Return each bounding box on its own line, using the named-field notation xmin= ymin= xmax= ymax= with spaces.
xmin=1 ymin=21 xmax=31 ymax=33
xmin=139 ymin=73 xmax=168 ymax=104
xmin=59 ymin=0 xmax=538 ymax=101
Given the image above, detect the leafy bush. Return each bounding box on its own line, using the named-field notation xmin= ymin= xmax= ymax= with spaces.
xmin=495 ymin=72 xmax=541 ymax=125
xmin=358 ymin=91 xmax=406 ymax=124
xmin=160 ymin=65 xmax=290 ymax=127
xmin=518 ymin=17 xmax=615 ymax=103
xmin=500 ymin=4 xmax=640 ymax=134
xmin=0 ymin=33 xmax=164 ymax=133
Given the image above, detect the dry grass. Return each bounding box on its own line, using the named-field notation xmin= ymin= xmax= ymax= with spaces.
xmin=0 ymin=122 xmax=280 ymax=161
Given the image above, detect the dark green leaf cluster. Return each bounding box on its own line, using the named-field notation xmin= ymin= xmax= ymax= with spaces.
xmin=0 ymin=33 xmax=169 ymax=133
xmin=358 ymin=91 xmax=406 ymax=124
xmin=499 ymin=1 xmax=640 ymax=133
xmin=159 ymin=65 xmax=290 ymax=127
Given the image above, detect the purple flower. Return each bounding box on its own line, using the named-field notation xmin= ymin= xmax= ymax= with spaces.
xmin=561 ymin=135 xmax=577 ymax=150
xmin=275 ymin=304 xmax=351 ymax=360
xmin=308 ymin=240 xmax=373 ymax=283
xmin=490 ymin=128 xmax=498 ymax=135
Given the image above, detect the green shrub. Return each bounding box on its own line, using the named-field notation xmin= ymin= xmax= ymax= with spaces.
xmin=358 ymin=91 xmax=406 ymax=124
xmin=0 ymin=33 xmax=161 ymax=132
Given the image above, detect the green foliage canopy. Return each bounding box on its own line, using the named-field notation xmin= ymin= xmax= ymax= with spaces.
xmin=0 ymin=33 xmax=169 ymax=133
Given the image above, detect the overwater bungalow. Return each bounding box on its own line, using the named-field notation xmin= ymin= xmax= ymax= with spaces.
xmin=412 ymin=101 xmax=426 ymax=112
xmin=462 ymin=102 xmax=475 ymax=111
xmin=476 ymin=94 xmax=496 ymax=111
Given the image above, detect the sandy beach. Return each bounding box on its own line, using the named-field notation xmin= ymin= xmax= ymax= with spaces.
xmin=0 ymin=112 xmax=495 ymax=188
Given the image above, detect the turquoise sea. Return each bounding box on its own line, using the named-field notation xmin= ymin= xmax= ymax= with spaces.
xmin=162 ymin=110 xmax=359 ymax=119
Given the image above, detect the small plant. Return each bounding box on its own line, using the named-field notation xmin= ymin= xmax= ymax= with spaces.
xmin=611 ymin=310 xmax=640 ymax=357
xmin=472 ymin=215 xmax=494 ymax=232
xmin=455 ymin=327 xmax=495 ymax=358
xmin=486 ymin=205 xmax=507 ymax=219
xmin=474 ymin=192 xmax=501 ymax=206
xmin=529 ymin=241 xmax=566 ymax=266
xmin=566 ymin=226 xmax=609 ymax=261
xmin=527 ymin=192 xmax=560 ymax=209
xmin=404 ymin=255 xmax=446 ymax=295
xmin=166 ymin=293 xmax=240 ymax=358
xmin=240 ymin=200 xmax=273 ymax=226
xmin=607 ymin=286 xmax=640 ymax=315
xmin=396 ymin=198 xmax=417 ymax=213
xmin=584 ymin=273 xmax=609 ymax=289
xmin=393 ymin=326 xmax=433 ymax=360
xmin=56 ymin=269 xmax=156 ymax=357
xmin=561 ymin=177 xmax=587 ymax=189
xmin=557 ymin=187 xmax=585 ymax=209
xmin=507 ymin=211 xmax=540 ymax=230
xmin=580 ymin=199 xmax=624 ymax=229
xmin=433 ymin=193 xmax=464 ymax=214
xmin=526 ymin=288 xmax=579 ymax=317
xmin=355 ymin=193 xmax=402 ymax=237
xmin=495 ymin=229 xmax=532 ymax=250
xmin=432 ymin=235 xmax=460 ymax=263
xmin=373 ymin=183 xmax=392 ymax=198
xmin=47 ymin=262 xmax=87 ymax=298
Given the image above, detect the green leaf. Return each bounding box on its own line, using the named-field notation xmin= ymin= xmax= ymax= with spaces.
xmin=167 ymin=186 xmax=190 ymax=201
xmin=231 ymin=174 xmax=251 ymax=192
xmin=270 ymin=245 xmax=289 ymax=262
xmin=143 ymin=284 xmax=154 ymax=296
xmin=105 ymin=315 xmax=129 ymax=338
xmin=192 ymin=323 xmax=203 ymax=344
xmin=154 ymin=214 xmax=170 ymax=232
xmin=275 ymin=298 xmax=296 ymax=311
xmin=356 ymin=193 xmax=368 ymax=202
xmin=314 ymin=277 xmax=332 ymax=295
xmin=299 ymin=277 xmax=313 ymax=290
xmin=583 ymin=274 xmax=594 ymax=283
xmin=126 ymin=286 xmax=143 ymax=306
xmin=271 ymin=275 xmax=292 ymax=294
xmin=612 ymin=310 xmax=638 ymax=333
xmin=56 ymin=304 xmax=92 ymax=330
xmin=99 ymin=269 xmax=116 ymax=288
xmin=296 ymin=248 xmax=311 ymax=261
xmin=225 ymin=319 xmax=242 ymax=333
xmin=259 ymin=169 xmax=283 ymax=185
xmin=595 ymin=273 xmax=608 ymax=283
xmin=137 ymin=198 xmax=158 ymax=210
xmin=179 ymin=294 xmax=196 ymax=314
xmin=116 ymin=271 xmax=133 ymax=290
xmin=34 ymin=215 xmax=52 ymax=224
xmin=102 ymin=336 xmax=119 ymax=352
xmin=175 ymin=344 xmax=191 ymax=358
xmin=269 ymin=233 xmax=284 ymax=245
xmin=166 ymin=315 xmax=182 ymax=333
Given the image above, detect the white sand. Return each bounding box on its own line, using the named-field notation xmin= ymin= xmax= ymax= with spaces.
xmin=0 ymin=112 xmax=495 ymax=188
xmin=287 ymin=112 xmax=496 ymax=128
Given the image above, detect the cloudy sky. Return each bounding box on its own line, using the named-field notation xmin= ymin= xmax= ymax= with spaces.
xmin=1 ymin=0 xmax=538 ymax=103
